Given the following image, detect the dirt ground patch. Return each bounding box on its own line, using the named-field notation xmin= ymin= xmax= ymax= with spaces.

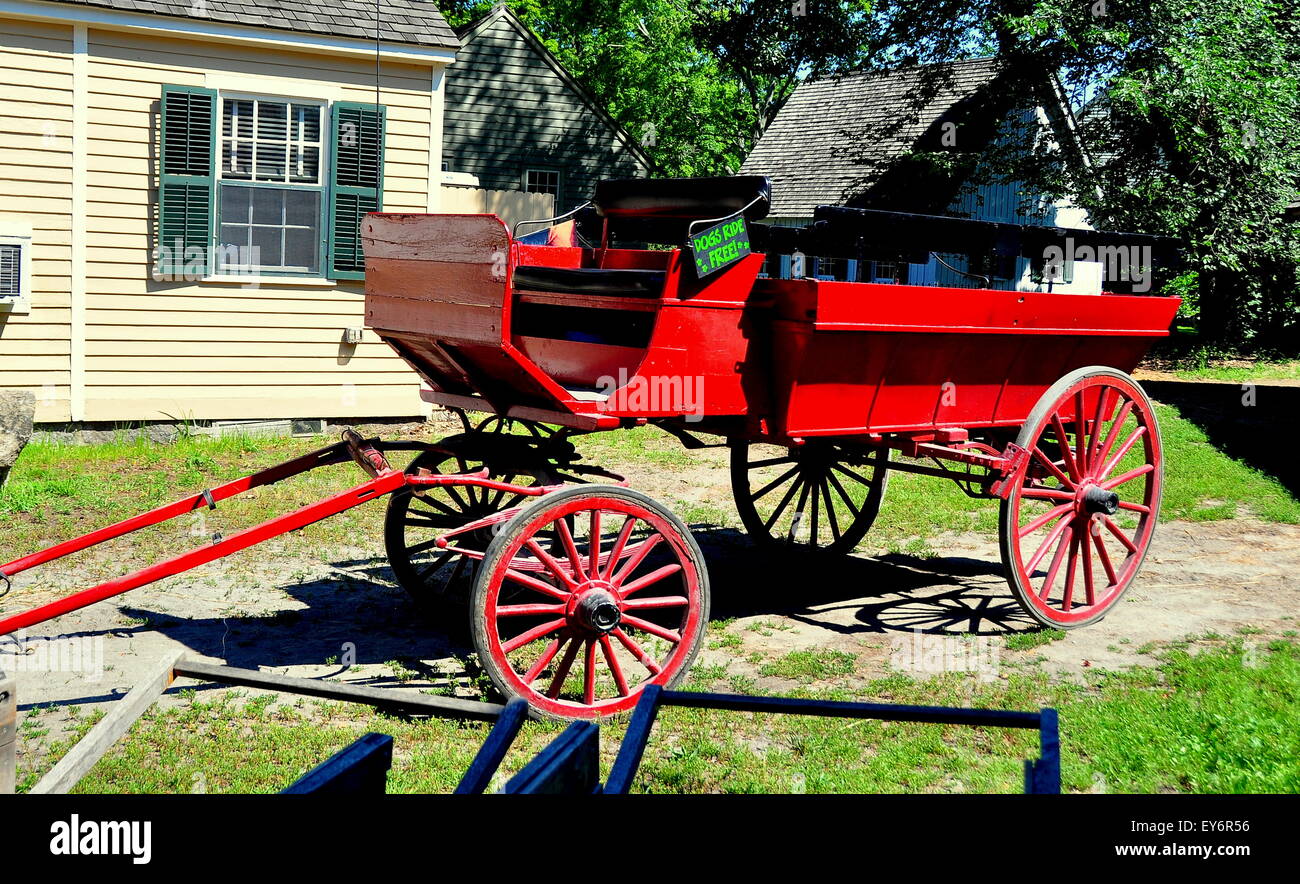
xmin=5 ymin=507 xmax=1296 ymax=778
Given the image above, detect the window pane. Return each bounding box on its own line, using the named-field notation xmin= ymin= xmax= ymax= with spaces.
xmin=220 ymin=185 xmax=251 ymax=223
xmin=284 ymin=227 xmax=318 ymax=271
xmin=255 ymin=143 xmax=286 ymax=181
xmin=256 ymin=101 xmax=287 ymax=141
xmin=251 ymin=188 xmax=283 ymax=225
xmin=291 ymin=103 xmax=321 ymax=142
xmin=289 ymin=146 xmax=320 ymax=183
xmin=284 ymin=189 xmax=319 ymax=227
xmin=222 ymin=99 xmax=252 ymax=137
xmin=251 ymin=226 xmax=282 ymax=268
xmin=223 ymin=140 xmax=252 ymax=179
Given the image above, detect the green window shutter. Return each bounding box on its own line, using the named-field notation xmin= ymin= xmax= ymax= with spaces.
xmin=327 ymin=102 xmax=386 ymax=281
xmin=156 ymin=85 xmax=216 ymax=280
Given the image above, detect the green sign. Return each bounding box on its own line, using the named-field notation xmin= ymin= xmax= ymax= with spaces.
xmin=688 ymin=214 xmax=751 ymax=278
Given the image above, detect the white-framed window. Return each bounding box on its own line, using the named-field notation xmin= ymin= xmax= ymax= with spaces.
xmin=524 ymin=168 xmax=561 ymax=198
xmin=0 ymin=232 xmax=32 ymax=314
xmin=216 ymin=95 xmax=326 ymax=275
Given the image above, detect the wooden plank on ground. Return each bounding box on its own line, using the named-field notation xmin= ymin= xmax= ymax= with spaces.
xmin=29 ymin=651 xmax=182 ymax=795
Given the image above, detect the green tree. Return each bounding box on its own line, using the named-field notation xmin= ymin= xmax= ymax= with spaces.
xmin=868 ymin=0 xmax=1300 ymax=348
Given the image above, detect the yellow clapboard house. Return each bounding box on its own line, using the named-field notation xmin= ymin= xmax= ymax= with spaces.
xmin=0 ymin=0 xmax=460 ymax=424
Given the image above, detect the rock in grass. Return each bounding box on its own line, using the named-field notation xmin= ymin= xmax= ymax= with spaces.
xmin=0 ymin=389 xmax=35 ymax=489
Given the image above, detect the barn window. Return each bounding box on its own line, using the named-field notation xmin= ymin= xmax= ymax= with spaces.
xmin=0 ymin=233 xmax=31 ymax=313
xmin=524 ymin=168 xmax=561 ymax=198
xmin=155 ymin=85 xmax=385 ymax=282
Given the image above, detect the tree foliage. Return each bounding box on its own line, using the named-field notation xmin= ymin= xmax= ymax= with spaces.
xmin=869 ymin=0 xmax=1300 ymax=348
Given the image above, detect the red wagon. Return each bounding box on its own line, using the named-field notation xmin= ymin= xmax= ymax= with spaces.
xmin=0 ymin=176 xmax=1179 ymax=720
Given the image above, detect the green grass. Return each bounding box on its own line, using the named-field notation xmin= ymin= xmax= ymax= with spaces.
xmin=1005 ymin=629 xmax=1067 ymax=651
xmin=759 ymin=649 xmax=857 ymax=681
xmin=44 ymin=638 xmax=1298 ymax=794
xmin=1171 ymin=357 xmax=1300 ymax=383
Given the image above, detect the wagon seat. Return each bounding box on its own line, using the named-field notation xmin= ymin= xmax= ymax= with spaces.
xmin=508 ymin=176 xmax=772 ymax=418
xmin=511 ymin=175 xmax=773 ymax=298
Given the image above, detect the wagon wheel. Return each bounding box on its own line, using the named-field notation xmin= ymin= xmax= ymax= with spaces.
xmin=471 ymin=485 xmax=709 ymax=720
xmin=730 ymin=439 xmax=889 ymax=554
xmin=384 ymin=434 xmax=556 ymax=619
xmin=999 ymin=366 xmax=1163 ymax=629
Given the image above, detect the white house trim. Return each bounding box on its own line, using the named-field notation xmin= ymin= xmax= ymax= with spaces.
xmin=70 ymin=22 xmax=87 ymax=421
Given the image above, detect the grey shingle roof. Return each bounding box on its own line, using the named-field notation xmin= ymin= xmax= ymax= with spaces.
xmin=45 ymin=0 xmax=459 ymax=50
xmin=740 ymin=58 xmax=1002 ymax=217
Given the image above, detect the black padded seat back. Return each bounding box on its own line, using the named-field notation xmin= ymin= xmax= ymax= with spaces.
xmin=514 ymin=266 xmax=667 ymax=298
xmin=595 ymin=176 xmax=772 ymax=221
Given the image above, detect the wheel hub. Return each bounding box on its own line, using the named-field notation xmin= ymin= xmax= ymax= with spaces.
xmin=569 ymin=585 xmax=621 ymax=633
xmin=1081 ymin=484 xmax=1120 ymax=516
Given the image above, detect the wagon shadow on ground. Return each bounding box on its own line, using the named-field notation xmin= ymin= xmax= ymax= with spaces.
xmin=85 ymin=522 xmax=1039 ymax=698
xmin=690 ymin=527 xmax=1039 ymax=637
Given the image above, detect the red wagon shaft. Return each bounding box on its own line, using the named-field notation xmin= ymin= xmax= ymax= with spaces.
xmin=0 ymin=432 xmax=553 ymax=636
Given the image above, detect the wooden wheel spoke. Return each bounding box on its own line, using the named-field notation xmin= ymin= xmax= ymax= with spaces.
xmin=1099 ymin=425 xmax=1148 ymax=480
xmin=748 ymin=454 xmax=797 ymax=470
xmin=751 ymin=464 xmax=801 ymax=502
xmin=603 ymin=515 xmax=638 ymax=580
xmin=622 ymin=614 xmax=681 ymax=644
xmin=1061 ymin=531 xmax=1081 ymax=611
xmin=1101 ymin=462 xmax=1154 ymax=491
xmin=1031 ymin=446 xmax=1074 ymax=489
xmin=611 ymin=532 xmax=663 ymax=586
xmin=546 ymin=637 xmax=582 ymax=698
xmin=819 ymin=478 xmax=842 ymax=540
xmin=613 ymin=627 xmax=662 ymax=676
xmin=1038 ymin=526 xmax=1072 ymax=600
xmin=583 ymin=640 xmax=597 ymax=705
xmin=410 ymin=495 xmax=460 ymax=517
xmin=555 ymin=518 xmax=586 ymax=581
xmin=599 ymin=635 xmax=630 ymax=697
xmin=623 ymin=594 xmax=688 ymax=610
xmin=502 ymin=618 xmax=567 ymax=655
xmin=1087 ymin=387 xmax=1112 ymax=471
xmin=1020 ymin=486 xmax=1075 ymax=501
xmin=405 ymin=536 xmax=445 ymax=556
xmin=1092 ymin=526 xmax=1119 ymax=586
xmin=1019 ymin=502 xmax=1074 ymax=540
xmin=763 ymin=476 xmax=805 ymax=531
xmin=496 ymin=602 xmax=566 ymax=617
xmin=1082 ymin=530 xmax=1096 ymax=606
xmin=1102 ymin=515 xmax=1138 ymax=553
xmin=522 ymin=638 xmax=562 ymax=685
xmin=824 ymin=469 xmax=862 ymax=517
xmin=790 ymin=480 xmax=813 ymax=543
xmin=619 ymin=563 xmax=683 ymax=599
xmin=1117 ymin=500 xmax=1151 ymax=514
xmin=588 ymin=510 xmax=602 ymax=579
xmin=1050 ymin=414 xmax=1081 ymax=482
xmin=1026 ymin=512 xmax=1073 ymax=573
xmin=503 ymin=567 xmax=570 ymax=601
xmin=830 ymin=462 xmax=875 ymax=487
xmin=524 ymin=538 xmax=579 ymax=589
xmin=1074 ymin=391 xmax=1087 ymax=475
xmin=1093 ymin=399 xmax=1134 ymax=472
